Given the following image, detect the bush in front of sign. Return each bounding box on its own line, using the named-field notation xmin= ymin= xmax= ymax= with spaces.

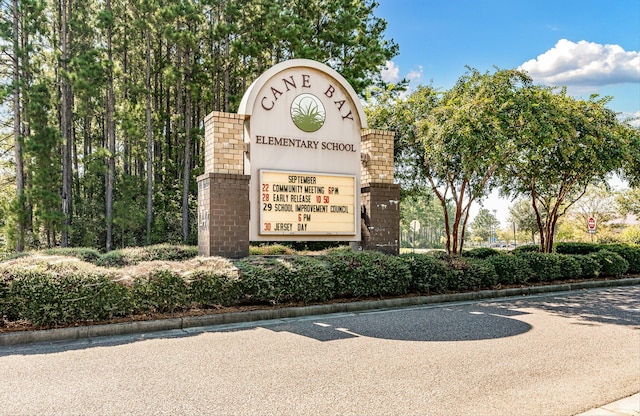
xmin=326 ymin=250 xmax=412 ymax=298
xmin=399 ymin=253 xmax=449 ymax=294
xmin=235 ymin=256 xmax=334 ymax=305
xmin=132 ymin=269 xmax=189 ymax=314
xmin=188 ymin=270 xmax=242 ymax=307
xmin=4 ymin=269 xmax=132 ymax=327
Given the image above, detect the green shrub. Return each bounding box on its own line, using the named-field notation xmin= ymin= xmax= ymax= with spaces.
xmin=235 ymin=256 xmax=334 ymax=304
xmin=96 ymin=244 xmax=198 ymax=267
xmin=438 ymin=255 xmax=480 ymax=291
xmin=188 ymin=270 xmax=241 ymax=307
xmin=283 ymin=256 xmax=334 ymax=303
xmin=486 ymin=254 xmax=532 ymax=285
xmin=399 ymin=253 xmax=449 ymax=294
xmin=465 ymin=258 xmax=499 ymax=288
xmin=5 ymin=271 xmax=131 ymax=326
xmin=516 ymin=252 xmax=562 ymax=282
xmin=96 ymin=250 xmax=128 ymax=268
xmin=43 ymin=247 xmax=102 ymax=263
xmin=589 ymin=250 xmax=629 ymax=278
xmin=0 ymin=252 xmax=30 ymax=263
xmin=326 ymin=250 xmax=411 ymax=298
xmin=601 ymin=244 xmax=640 ymax=274
xmin=462 ymin=247 xmax=501 ymax=259
xmin=249 ymin=244 xmax=295 ymax=256
xmin=132 ymin=269 xmax=189 ymax=313
xmin=235 ymin=257 xmax=290 ymax=304
xmin=573 ymin=254 xmax=601 ymax=278
xmin=556 ymin=254 xmax=582 ymax=280
xmin=555 ymin=242 xmax=600 ymax=255
xmin=144 ymin=244 xmax=198 ymax=262
xmin=512 ymin=244 xmax=540 ymax=254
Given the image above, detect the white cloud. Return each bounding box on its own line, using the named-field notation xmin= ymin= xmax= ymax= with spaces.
xmin=519 ymin=39 xmax=640 ymax=87
xmin=621 ymin=110 xmax=640 ymax=127
xmin=380 ymin=60 xmax=401 ymax=83
xmin=406 ymin=66 xmax=424 ymax=85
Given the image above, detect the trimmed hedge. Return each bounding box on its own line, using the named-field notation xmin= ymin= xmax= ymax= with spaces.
xmin=589 ymin=250 xmax=629 ymax=278
xmin=188 ymin=270 xmax=241 ymax=307
xmin=399 ymin=253 xmax=449 ymax=294
xmin=486 ymin=254 xmax=532 ymax=285
xmin=555 ymin=242 xmax=639 ymax=274
xmin=326 ymin=250 xmax=412 ymax=298
xmin=462 ymin=247 xmax=501 ymax=259
xmin=555 ymin=242 xmax=600 ymax=255
xmin=601 ymin=244 xmax=640 ymax=274
xmin=516 ymin=252 xmax=562 ymax=282
xmin=1 ymin=243 xmax=637 ymax=328
xmin=235 ymin=256 xmax=334 ymax=304
xmin=573 ymin=255 xmax=601 ymax=278
xmin=3 ymin=270 xmax=131 ymax=326
xmin=132 ymin=269 xmax=189 ymax=313
xmin=556 ymin=254 xmax=582 ymax=280
xmin=512 ymin=244 xmax=540 ymax=253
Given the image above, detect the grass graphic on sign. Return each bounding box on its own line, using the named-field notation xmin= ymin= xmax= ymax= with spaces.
xmin=291 ymin=93 xmax=325 ymax=132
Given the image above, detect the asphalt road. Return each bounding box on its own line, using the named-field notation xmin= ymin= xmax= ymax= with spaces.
xmin=1 ymin=286 xmax=639 ymax=416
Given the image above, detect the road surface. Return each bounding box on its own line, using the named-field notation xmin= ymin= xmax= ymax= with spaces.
xmin=1 ymin=286 xmax=639 ymax=415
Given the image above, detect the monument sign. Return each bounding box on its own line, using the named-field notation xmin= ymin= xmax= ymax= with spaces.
xmin=197 ymin=59 xmax=400 ymax=258
xmin=238 ymin=59 xmax=366 ymax=242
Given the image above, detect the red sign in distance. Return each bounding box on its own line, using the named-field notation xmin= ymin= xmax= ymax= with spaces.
xmin=588 ymin=217 xmax=596 ymax=230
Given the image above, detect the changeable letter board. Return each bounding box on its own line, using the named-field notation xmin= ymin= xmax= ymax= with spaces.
xmin=259 ymin=170 xmax=356 ymax=235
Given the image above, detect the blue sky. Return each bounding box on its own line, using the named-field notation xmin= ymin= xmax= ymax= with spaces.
xmin=375 ymin=0 xmax=640 ymax=119
xmin=374 ymin=0 xmax=639 ymax=224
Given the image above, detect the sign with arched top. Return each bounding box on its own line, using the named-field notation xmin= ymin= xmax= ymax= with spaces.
xmin=238 ymin=59 xmax=367 ymax=242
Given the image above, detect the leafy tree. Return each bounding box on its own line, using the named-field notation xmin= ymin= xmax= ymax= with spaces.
xmin=419 ymin=68 xmax=531 ymax=255
xmin=618 ymin=124 xmax=640 ymax=187
xmin=616 ymin=188 xmax=640 ymax=217
xmin=366 ymin=84 xmax=436 ymax=194
xmin=399 ymin=190 xmax=449 ymax=249
xmin=0 ymin=0 xmax=398 ymax=250
xmin=508 ymin=198 xmax=539 ymax=244
xmin=470 ymin=208 xmax=499 ymax=244
xmin=24 ymin=83 xmax=64 ymax=247
xmin=499 ymin=88 xmax=627 ymax=253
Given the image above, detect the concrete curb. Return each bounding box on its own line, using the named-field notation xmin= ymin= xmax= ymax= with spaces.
xmin=2 ymin=277 xmax=639 ymax=347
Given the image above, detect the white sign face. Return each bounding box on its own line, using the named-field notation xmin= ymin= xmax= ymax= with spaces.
xmin=259 ymin=170 xmax=356 ymax=235
xmin=239 ymin=59 xmax=366 ymax=241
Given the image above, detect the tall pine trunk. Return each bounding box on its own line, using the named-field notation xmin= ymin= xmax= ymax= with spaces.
xmin=60 ymin=0 xmax=73 ymax=247
xmin=105 ymin=0 xmax=115 ymax=251
xmin=181 ymin=43 xmax=192 ymax=243
xmin=146 ymin=25 xmax=153 ymax=243
xmin=12 ymin=0 xmax=25 ymax=252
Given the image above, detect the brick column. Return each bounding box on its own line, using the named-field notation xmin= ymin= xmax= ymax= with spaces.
xmin=198 ymin=173 xmax=250 ymax=258
xmin=358 ymin=130 xmax=400 ymax=255
xmin=198 ymin=111 xmax=250 ymax=258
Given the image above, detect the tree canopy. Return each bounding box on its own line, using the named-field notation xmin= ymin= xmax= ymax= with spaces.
xmin=497 ymin=88 xmax=630 ymax=252
xmin=0 ymin=0 xmax=398 ymax=251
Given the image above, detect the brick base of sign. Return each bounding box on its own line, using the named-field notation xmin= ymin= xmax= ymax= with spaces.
xmin=197 ymin=173 xmax=250 ymax=258
xmin=358 ymin=182 xmax=401 ymax=255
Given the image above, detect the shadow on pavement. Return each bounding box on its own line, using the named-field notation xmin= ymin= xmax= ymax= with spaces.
xmin=2 ymin=286 xmax=636 ymax=356
xmin=502 ymin=286 xmax=640 ymax=329
xmin=266 ymin=305 xmax=532 ymax=342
